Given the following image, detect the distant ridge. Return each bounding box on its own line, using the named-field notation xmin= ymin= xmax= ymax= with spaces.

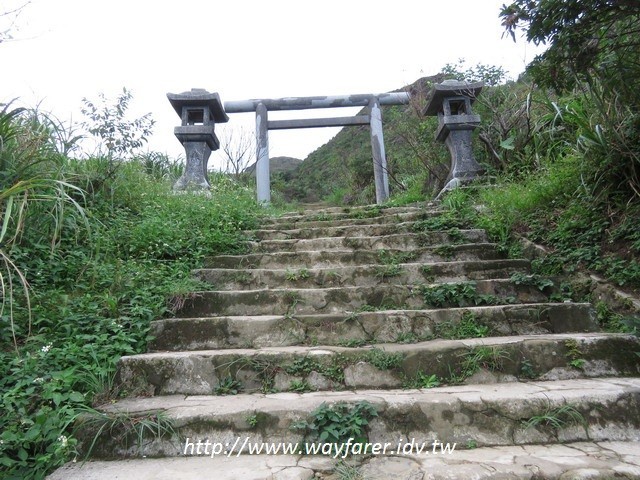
xmin=244 ymin=156 xmax=302 ymax=175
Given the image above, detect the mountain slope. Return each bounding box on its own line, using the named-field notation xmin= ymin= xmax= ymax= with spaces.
xmin=281 ymin=75 xmax=447 ymax=204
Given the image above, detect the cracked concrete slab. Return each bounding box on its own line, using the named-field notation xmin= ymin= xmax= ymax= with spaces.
xmin=48 ymin=442 xmax=640 ymax=479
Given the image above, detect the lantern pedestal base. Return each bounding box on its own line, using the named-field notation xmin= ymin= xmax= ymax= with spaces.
xmin=173 ymin=141 xmax=212 ymax=191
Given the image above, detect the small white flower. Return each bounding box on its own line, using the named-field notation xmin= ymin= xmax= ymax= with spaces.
xmin=58 ymin=435 xmax=68 ymax=447
xmin=41 ymin=344 xmax=52 ymax=353
xmin=33 ymin=377 xmax=44 ymax=384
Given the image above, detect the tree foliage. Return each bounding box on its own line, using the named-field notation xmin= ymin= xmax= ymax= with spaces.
xmin=81 ymin=88 xmax=155 ymax=159
xmin=0 ymin=1 xmax=30 ymax=43
xmin=218 ymin=126 xmax=255 ymax=177
xmin=500 ymin=0 xmax=640 ymax=203
xmin=441 ymin=59 xmax=508 ymax=86
xmin=500 ymin=0 xmax=640 ymax=93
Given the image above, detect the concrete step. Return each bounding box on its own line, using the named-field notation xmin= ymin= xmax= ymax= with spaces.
xmin=206 ymin=243 xmax=504 ymax=269
xmin=247 ymin=231 xmax=489 ymax=253
xmin=263 ymin=206 xmax=428 ymax=225
xmin=275 ymin=204 xmax=424 ymax=216
xmin=193 ymin=259 xmax=531 ymax=291
xmin=262 ymin=210 xmax=432 ymax=230
xmin=47 ymin=441 xmax=640 ymax=479
xmin=76 ymin=377 xmax=640 ymax=458
xmin=150 ymin=303 xmax=598 ymax=351
xmin=249 ymin=220 xmax=425 ymax=241
xmin=117 ymin=333 xmax=639 ymax=396
xmin=174 ymin=279 xmax=556 ymax=318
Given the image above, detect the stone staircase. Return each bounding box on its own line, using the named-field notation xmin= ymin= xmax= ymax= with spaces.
xmin=53 ymin=204 xmax=640 ymax=479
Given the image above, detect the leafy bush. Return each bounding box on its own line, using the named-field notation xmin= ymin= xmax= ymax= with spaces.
xmin=0 ymin=101 xmax=262 ymax=479
xmin=292 ymin=401 xmax=378 ymax=455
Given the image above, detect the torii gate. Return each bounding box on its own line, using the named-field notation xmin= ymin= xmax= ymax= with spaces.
xmin=168 ymin=84 xmax=484 ymax=204
xmin=167 ymin=90 xmax=409 ymax=203
xmin=223 ymin=93 xmax=410 ymax=204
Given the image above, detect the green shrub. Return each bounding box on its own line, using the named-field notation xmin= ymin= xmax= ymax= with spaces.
xmin=0 ymin=103 xmax=262 ymax=478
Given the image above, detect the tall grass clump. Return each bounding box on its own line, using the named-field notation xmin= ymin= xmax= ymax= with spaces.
xmin=0 ymin=99 xmax=262 ymax=479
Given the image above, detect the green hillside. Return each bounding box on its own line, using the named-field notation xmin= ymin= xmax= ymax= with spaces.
xmin=280 ymin=75 xmax=448 ymax=204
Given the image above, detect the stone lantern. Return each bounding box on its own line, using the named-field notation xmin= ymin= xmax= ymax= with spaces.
xmin=424 ymin=79 xmax=484 ymax=195
xmin=167 ymin=88 xmax=229 ymax=190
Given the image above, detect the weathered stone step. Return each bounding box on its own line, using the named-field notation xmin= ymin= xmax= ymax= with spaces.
xmin=248 ymin=231 xmax=489 ymax=253
xmin=206 ymin=243 xmax=504 ymax=269
xmin=194 ymin=259 xmax=530 ymax=291
xmin=175 ymin=279 xmax=555 ymax=318
xmin=262 ymin=210 xmax=431 ymax=230
xmin=149 ymin=303 xmax=598 ymax=352
xmin=118 ymin=333 xmax=639 ymax=396
xmin=47 ymin=441 xmax=640 ymax=479
xmin=250 ymin=221 xmax=455 ymax=241
xmin=263 ymin=205 xmax=427 ymax=225
xmin=78 ymin=377 xmax=640 ymax=458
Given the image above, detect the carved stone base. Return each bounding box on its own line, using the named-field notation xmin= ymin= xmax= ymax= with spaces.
xmin=173 ymin=141 xmax=212 ymax=191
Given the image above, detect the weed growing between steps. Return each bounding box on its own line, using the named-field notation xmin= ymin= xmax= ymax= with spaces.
xmin=446 ymin=347 xmax=510 ymax=385
xmin=333 ymin=460 xmax=363 ymax=480
xmin=74 ymin=409 xmax=176 ymax=459
xmin=403 ymin=346 xmax=511 ymax=388
xmin=292 ymin=402 xmax=378 ymax=456
xmin=419 ymin=282 xmax=505 ymax=308
xmin=509 ymin=272 xmax=555 ymax=292
xmin=285 ymin=268 xmax=311 ymax=282
xmin=225 ymin=351 xmax=405 ymax=395
xmin=433 ymin=311 xmax=490 ymax=339
xmin=202 ymin=333 xmax=640 ymax=395
xmin=377 ymin=249 xmax=418 ymax=266
xmin=374 ymin=263 xmax=404 ymax=280
xmin=214 ymin=376 xmax=244 ymax=395
xmin=522 ymin=404 xmax=588 ymax=438
xmin=595 ymin=301 xmax=640 ymax=334
xmin=564 ymin=339 xmax=586 ymax=370
xmin=403 ymin=372 xmax=441 ymax=389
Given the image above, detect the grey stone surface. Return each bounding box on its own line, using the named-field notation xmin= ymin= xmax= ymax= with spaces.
xmin=369 ymin=96 xmax=390 ymax=203
xmin=120 ymin=327 xmax=640 ymax=396
xmin=425 ymin=80 xmax=485 ymax=196
xmin=77 ymin=377 xmax=640 ymax=459
xmin=343 ymin=361 xmax=402 ymax=388
xmin=255 ymin=102 xmax=270 ymax=204
xmin=358 ymin=456 xmax=424 ymax=480
xmin=224 ymin=92 xmax=410 ymax=113
xmin=47 ymin=442 xmax=640 ymax=479
xmin=306 ymin=371 xmax=337 ymax=391
xmin=167 ymin=89 xmax=227 ymax=191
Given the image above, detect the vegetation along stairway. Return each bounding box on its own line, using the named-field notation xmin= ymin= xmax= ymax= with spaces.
xmin=53 ymin=204 xmax=640 ymax=479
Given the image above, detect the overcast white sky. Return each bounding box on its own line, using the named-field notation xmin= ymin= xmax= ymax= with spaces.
xmin=1 ymin=0 xmax=541 ymax=169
